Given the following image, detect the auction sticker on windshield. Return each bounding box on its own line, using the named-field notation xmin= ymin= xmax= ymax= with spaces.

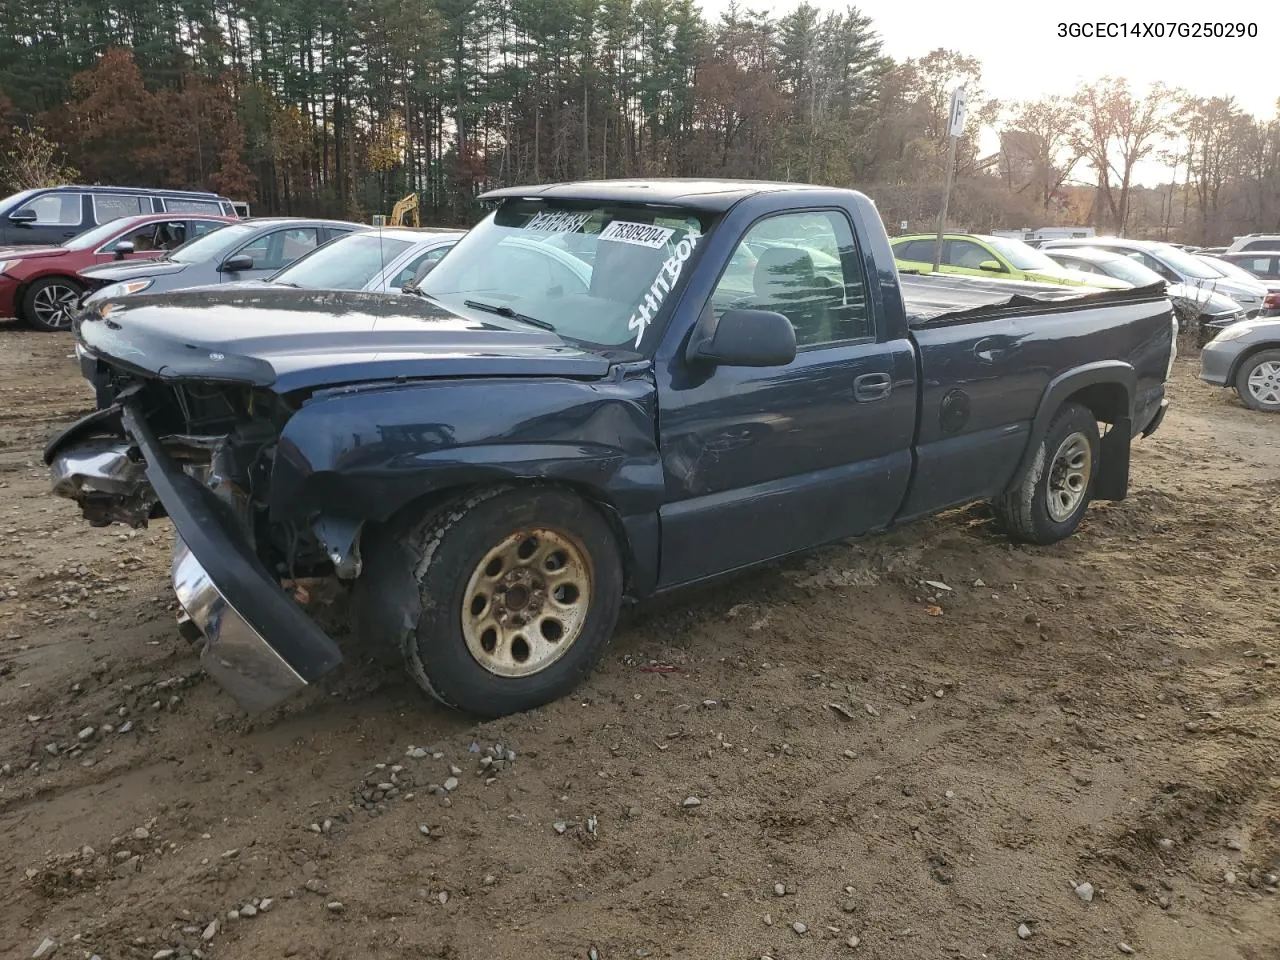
xmin=599 ymin=220 xmax=676 ymax=249
xmin=525 ymin=210 xmax=591 ymax=234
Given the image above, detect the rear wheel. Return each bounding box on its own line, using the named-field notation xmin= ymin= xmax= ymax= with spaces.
xmin=22 ymin=276 xmax=82 ymax=331
xmin=382 ymin=486 xmax=623 ymax=718
xmin=1233 ymin=349 xmax=1280 ymax=413
xmin=993 ymin=402 xmax=1100 ymax=545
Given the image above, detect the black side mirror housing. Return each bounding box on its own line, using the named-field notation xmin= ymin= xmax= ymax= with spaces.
xmin=113 ymin=241 xmax=135 ymax=259
xmin=9 ymin=208 xmax=37 ymax=226
xmin=221 ymin=254 xmax=254 ymax=273
xmin=688 ymin=308 xmax=797 ymax=368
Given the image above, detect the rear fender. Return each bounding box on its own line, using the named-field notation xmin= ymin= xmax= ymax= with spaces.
xmin=1008 ymin=361 xmax=1136 ymax=502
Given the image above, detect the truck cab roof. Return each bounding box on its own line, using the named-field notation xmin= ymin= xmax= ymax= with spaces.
xmin=479 ymin=178 xmax=841 ymax=213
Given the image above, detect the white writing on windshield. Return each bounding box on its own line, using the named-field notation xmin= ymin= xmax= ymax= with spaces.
xmin=628 ymin=234 xmax=700 ymax=348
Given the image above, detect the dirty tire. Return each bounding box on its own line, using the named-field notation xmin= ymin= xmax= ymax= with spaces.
xmin=394 ymin=486 xmax=623 ymax=718
xmin=993 ymin=402 xmax=1099 ymax=545
xmin=21 ymin=276 xmax=83 ymax=332
xmin=1232 ymin=348 xmax=1280 ymax=413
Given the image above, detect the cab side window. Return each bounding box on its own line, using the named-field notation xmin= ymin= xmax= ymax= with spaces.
xmin=709 ymin=211 xmax=872 ymax=348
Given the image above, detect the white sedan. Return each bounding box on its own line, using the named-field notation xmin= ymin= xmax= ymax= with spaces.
xmin=266 ymin=226 xmax=466 ymax=293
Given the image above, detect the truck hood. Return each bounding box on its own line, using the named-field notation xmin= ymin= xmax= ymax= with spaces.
xmin=76 ymin=287 xmax=614 ymax=392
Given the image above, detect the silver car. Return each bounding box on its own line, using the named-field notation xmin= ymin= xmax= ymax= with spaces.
xmin=1042 ymin=237 xmax=1268 ymax=317
xmin=243 ymin=227 xmax=465 ymax=293
xmin=1200 ymin=318 xmax=1280 ymax=412
xmin=79 ymin=218 xmax=366 ymax=304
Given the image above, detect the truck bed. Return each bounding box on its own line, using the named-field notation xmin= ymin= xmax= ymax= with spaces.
xmin=900 ymin=273 xmax=1166 ymax=326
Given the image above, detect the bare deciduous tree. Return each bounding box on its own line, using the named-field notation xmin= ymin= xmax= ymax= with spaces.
xmin=1071 ymin=78 xmax=1178 ymax=235
xmin=2 ymin=125 xmax=78 ymax=190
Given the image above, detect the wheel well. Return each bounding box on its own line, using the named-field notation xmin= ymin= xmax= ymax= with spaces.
xmin=1064 ymin=381 xmax=1129 ymax=424
xmin=383 ymin=479 xmax=638 ymax=595
xmin=1227 ymin=343 xmax=1280 ymax=385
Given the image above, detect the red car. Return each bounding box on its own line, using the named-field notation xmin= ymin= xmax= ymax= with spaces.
xmin=0 ymin=212 xmax=233 ymax=331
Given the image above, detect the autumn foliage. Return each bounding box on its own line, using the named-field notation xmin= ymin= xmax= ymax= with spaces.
xmin=0 ymin=1 xmax=1277 ymax=240
xmin=49 ymin=50 xmax=253 ymax=199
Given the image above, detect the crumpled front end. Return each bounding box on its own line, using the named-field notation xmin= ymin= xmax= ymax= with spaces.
xmin=46 ymin=402 xmax=343 ymax=712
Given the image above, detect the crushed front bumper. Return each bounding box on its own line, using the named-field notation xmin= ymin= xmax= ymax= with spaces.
xmin=46 ymin=404 xmax=343 ymax=712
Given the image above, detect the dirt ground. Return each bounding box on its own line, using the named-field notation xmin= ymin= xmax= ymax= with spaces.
xmin=0 ymin=321 xmax=1277 ymax=960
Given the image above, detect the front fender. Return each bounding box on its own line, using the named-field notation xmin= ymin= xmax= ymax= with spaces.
xmin=268 ymin=374 xmax=665 ymax=585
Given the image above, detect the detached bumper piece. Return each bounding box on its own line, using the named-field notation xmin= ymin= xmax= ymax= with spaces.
xmin=117 ymin=405 xmax=342 ymax=712
xmin=1141 ymin=399 xmax=1168 ymax=438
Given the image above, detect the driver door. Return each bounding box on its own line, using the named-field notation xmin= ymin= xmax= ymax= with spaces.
xmin=655 ymin=209 xmax=916 ymax=587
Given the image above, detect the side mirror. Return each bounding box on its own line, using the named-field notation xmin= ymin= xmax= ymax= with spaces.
xmin=689 ymin=309 xmax=797 ymax=368
xmin=220 ymin=254 xmax=254 ymax=273
xmin=9 ymin=208 xmax=37 ymax=226
xmin=402 ymin=257 xmax=440 ymax=293
xmin=113 ymin=241 xmax=135 ymax=259
xmin=978 ymin=259 xmax=1004 ymax=272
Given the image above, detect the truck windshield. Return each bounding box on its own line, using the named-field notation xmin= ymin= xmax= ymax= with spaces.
xmin=271 ymin=232 xmax=413 ymax=289
xmin=417 ymin=201 xmax=711 ymax=349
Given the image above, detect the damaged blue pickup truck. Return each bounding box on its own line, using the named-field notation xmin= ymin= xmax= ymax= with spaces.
xmin=46 ymin=180 xmax=1174 ymax=718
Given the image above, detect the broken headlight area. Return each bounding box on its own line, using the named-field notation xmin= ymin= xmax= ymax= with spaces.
xmin=48 ymin=378 xmax=351 ymax=584
xmin=47 ymin=389 xmax=347 ymax=712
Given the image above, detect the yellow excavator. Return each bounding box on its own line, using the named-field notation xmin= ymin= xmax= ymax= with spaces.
xmin=388 ymin=192 xmax=419 ymax=227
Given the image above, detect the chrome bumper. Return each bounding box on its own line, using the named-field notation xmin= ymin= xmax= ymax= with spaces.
xmin=172 ymin=539 xmax=310 ymax=712
xmin=46 ymin=404 xmax=343 ymax=712
xmin=49 ymin=437 xmax=156 ymax=527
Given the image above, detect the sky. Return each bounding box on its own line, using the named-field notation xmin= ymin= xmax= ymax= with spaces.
xmin=698 ymin=0 xmax=1280 ymax=185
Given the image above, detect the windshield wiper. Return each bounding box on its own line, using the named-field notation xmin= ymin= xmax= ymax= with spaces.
xmin=463 ymin=299 xmax=555 ymax=331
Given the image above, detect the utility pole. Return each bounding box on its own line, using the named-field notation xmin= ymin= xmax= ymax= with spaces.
xmin=931 ymin=86 xmax=967 ymax=272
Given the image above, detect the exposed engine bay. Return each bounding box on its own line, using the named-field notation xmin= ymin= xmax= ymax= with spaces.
xmin=48 ymin=369 xmax=348 ymax=582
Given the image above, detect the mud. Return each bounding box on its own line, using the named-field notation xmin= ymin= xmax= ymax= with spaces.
xmin=1 ymin=322 xmax=1277 ymax=960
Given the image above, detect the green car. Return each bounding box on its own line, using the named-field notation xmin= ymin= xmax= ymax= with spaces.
xmin=892 ymin=234 xmax=1131 ymax=289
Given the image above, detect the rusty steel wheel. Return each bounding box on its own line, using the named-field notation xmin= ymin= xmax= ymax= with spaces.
xmin=461 ymin=528 xmax=592 ymax=677
xmin=356 ymin=486 xmax=623 ymax=718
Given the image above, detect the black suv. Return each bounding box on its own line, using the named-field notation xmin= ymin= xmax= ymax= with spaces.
xmin=0 ymin=185 xmax=238 ymax=247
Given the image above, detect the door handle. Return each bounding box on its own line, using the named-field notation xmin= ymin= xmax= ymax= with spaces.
xmin=853 ymin=372 xmax=892 ymax=402
xmin=974 ymin=336 xmax=1018 ymax=363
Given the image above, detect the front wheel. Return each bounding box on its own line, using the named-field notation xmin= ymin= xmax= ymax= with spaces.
xmin=993 ymin=402 xmax=1100 ymax=545
xmin=381 ymin=486 xmax=623 ymax=718
xmin=22 ymin=276 xmax=83 ymax=332
xmin=1233 ymin=349 xmax=1280 ymax=413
